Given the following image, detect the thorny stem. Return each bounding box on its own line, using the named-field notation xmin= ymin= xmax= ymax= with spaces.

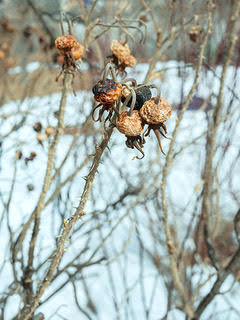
xmin=22 ymin=73 xmax=72 ymax=308
xmin=19 ymin=116 xmax=115 ymax=320
xmin=160 ymin=2 xmax=213 ymax=318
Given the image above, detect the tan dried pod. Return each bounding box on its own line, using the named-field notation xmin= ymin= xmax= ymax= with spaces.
xmin=140 ymin=98 xmax=172 ymax=124
xmin=55 ymin=35 xmax=77 ymax=51
xmin=71 ymin=42 xmax=84 ymax=60
xmin=111 ymin=40 xmax=131 ymax=63
xmin=117 ymin=110 xmax=144 ymax=136
xmin=92 ymin=79 xmax=122 ymax=105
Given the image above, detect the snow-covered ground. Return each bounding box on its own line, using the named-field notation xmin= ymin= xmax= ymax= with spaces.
xmin=0 ymin=61 xmax=240 ymax=319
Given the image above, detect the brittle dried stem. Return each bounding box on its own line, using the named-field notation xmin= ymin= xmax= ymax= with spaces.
xmin=194 ymin=0 xmax=240 ymax=318
xmin=160 ymin=2 xmax=213 ymax=318
xmin=19 ymin=114 xmax=115 ymax=319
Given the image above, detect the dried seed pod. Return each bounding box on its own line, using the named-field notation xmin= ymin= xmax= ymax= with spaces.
xmin=111 ymin=40 xmax=131 ymax=63
xmin=71 ymin=42 xmax=84 ymax=60
xmin=124 ymin=54 xmax=137 ymax=67
xmin=140 ymin=98 xmax=172 ymax=124
xmin=116 ymin=110 xmax=144 ymax=136
xmin=188 ymin=25 xmax=202 ymax=43
xmin=92 ymin=79 xmax=122 ymax=105
xmin=55 ymin=35 xmax=77 ymax=51
xmin=45 ymin=126 xmax=55 ymax=136
xmin=122 ymin=86 xmax=152 ymax=110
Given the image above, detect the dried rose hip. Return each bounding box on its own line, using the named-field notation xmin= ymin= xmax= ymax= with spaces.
xmin=116 ymin=110 xmax=144 ymax=136
xmin=92 ymin=79 xmax=122 ymax=105
xmin=55 ymin=35 xmax=77 ymax=51
xmin=140 ymin=97 xmax=172 ymax=124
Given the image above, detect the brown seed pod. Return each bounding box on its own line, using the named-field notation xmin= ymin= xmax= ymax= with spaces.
xmin=92 ymin=79 xmax=122 ymax=105
xmin=71 ymin=42 xmax=84 ymax=60
xmin=140 ymin=98 xmax=172 ymax=124
xmin=55 ymin=35 xmax=77 ymax=51
xmin=111 ymin=40 xmax=131 ymax=63
xmin=116 ymin=110 xmax=144 ymax=136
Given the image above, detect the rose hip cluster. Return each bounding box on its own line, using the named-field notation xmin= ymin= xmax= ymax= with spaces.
xmin=92 ymin=41 xmax=172 ymax=159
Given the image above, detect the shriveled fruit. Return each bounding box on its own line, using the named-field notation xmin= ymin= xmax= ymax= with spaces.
xmin=92 ymin=79 xmax=122 ymax=105
xmin=71 ymin=43 xmax=84 ymax=60
xmin=140 ymin=97 xmax=172 ymax=124
xmin=116 ymin=110 xmax=144 ymax=136
xmin=111 ymin=40 xmax=131 ymax=63
xmin=55 ymin=35 xmax=77 ymax=51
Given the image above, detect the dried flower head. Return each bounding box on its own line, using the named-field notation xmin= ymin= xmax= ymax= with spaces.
xmin=116 ymin=110 xmax=144 ymax=136
xmin=92 ymin=79 xmax=122 ymax=105
xmin=140 ymin=98 xmax=172 ymax=124
xmin=55 ymin=35 xmax=77 ymax=51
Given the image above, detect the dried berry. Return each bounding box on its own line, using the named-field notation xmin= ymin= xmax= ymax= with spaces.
xmin=140 ymin=98 xmax=172 ymax=124
xmin=33 ymin=122 xmax=42 ymax=133
xmin=71 ymin=43 xmax=84 ymax=60
xmin=110 ymin=40 xmax=137 ymax=67
xmin=116 ymin=110 xmax=144 ymax=136
xmin=45 ymin=126 xmax=55 ymax=136
xmin=122 ymin=86 xmax=152 ymax=110
xmin=55 ymin=35 xmax=77 ymax=51
xmin=188 ymin=26 xmax=202 ymax=43
xmin=92 ymin=79 xmax=122 ymax=105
